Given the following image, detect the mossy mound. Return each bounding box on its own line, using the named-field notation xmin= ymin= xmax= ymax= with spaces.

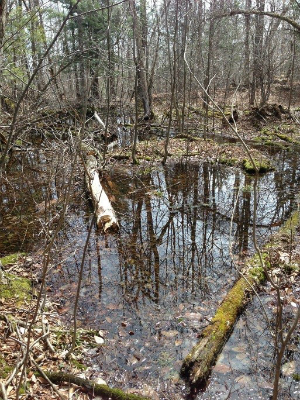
xmin=0 ymin=254 xmax=31 ymax=305
xmin=0 ymin=253 xmax=25 ymax=267
xmin=242 ymin=158 xmax=274 ymax=173
xmin=0 ymin=273 xmax=31 ymax=305
xmin=0 ymin=355 xmax=13 ymax=379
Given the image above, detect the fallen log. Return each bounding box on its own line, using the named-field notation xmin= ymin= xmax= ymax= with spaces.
xmin=181 ymin=209 xmax=299 ymax=387
xmin=85 ymin=154 xmax=119 ymax=232
xmin=37 ymin=370 xmax=150 ymax=400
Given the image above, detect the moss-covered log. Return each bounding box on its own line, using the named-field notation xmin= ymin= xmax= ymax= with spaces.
xmin=181 ymin=274 xmax=257 ymax=386
xmin=38 ymin=371 xmax=150 ymax=400
xmin=181 ymin=209 xmax=299 ymax=386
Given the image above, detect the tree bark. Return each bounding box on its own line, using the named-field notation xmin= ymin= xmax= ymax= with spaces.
xmin=129 ymin=0 xmax=153 ymax=120
xmin=0 ymin=0 xmax=6 ymax=48
xmin=0 ymin=0 xmax=7 ymax=110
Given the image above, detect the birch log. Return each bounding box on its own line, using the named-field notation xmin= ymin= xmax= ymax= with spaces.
xmin=85 ymin=154 xmax=119 ymax=232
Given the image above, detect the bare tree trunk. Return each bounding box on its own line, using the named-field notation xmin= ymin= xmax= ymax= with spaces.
xmin=250 ymin=0 xmax=265 ymax=106
xmin=0 ymin=0 xmax=6 ymax=110
xmin=0 ymin=0 xmax=6 ymax=48
xmin=203 ymin=0 xmax=216 ymax=138
xmin=162 ymin=0 xmax=178 ymax=165
xmin=288 ymin=30 xmax=296 ymax=111
xmin=129 ymin=0 xmax=153 ymax=120
xmin=244 ymin=0 xmax=251 ymax=102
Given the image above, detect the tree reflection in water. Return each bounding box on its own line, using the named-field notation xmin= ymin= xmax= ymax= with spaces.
xmin=47 ymin=153 xmax=300 ymax=395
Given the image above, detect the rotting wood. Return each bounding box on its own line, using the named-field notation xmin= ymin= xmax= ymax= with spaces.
xmin=85 ymin=154 xmax=119 ymax=233
xmin=37 ymin=371 xmax=150 ymax=400
xmin=181 ymin=209 xmax=299 ymax=387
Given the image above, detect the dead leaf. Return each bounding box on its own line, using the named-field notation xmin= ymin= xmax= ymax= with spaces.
xmin=161 ymin=330 xmax=178 ymax=338
xmin=94 ymin=336 xmax=104 ymax=345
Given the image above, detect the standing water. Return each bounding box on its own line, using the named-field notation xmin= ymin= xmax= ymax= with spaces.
xmin=1 ymin=147 xmax=300 ymax=399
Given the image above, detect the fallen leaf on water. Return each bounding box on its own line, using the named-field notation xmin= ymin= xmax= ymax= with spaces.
xmin=235 ymin=375 xmax=251 ymax=385
xmin=258 ymin=379 xmax=273 ymax=389
xmin=94 ymin=335 xmax=104 ymax=345
xmin=95 ymin=377 xmax=107 ymax=385
xmin=184 ymin=312 xmax=202 ymax=320
xmin=161 ymin=330 xmax=178 ymax=338
xmin=236 ymin=353 xmax=248 ymax=360
xmin=282 ymin=361 xmax=296 ymax=376
xmin=213 ymin=363 xmax=231 ymax=373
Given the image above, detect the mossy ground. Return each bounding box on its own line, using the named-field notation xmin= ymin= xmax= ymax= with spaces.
xmin=242 ymin=158 xmax=274 ymax=173
xmin=0 ymin=355 xmax=13 ymax=379
xmin=0 ymin=253 xmax=25 ymax=266
xmin=0 ymin=254 xmax=31 ymax=305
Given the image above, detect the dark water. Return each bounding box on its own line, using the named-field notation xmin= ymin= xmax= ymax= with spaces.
xmin=1 ymin=147 xmax=300 ymax=399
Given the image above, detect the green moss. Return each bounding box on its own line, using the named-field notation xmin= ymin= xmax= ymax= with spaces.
xmin=275 ymin=133 xmax=298 ymax=144
xmin=0 ymin=273 xmax=31 ymax=305
xmin=71 ymin=359 xmax=88 ymax=371
xmin=248 ymin=266 xmax=265 ymax=283
xmin=242 ymin=158 xmax=274 ymax=173
xmin=293 ymin=373 xmax=300 ymax=381
xmin=281 ymin=210 xmax=299 ymax=236
xmin=219 ymin=157 xmax=238 ymax=166
xmin=283 ymin=263 xmax=299 ymax=273
xmin=0 ymin=253 xmax=25 ymax=266
xmin=0 ymin=355 xmax=13 ymax=379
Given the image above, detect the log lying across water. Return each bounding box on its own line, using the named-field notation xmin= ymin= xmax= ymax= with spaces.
xmin=181 ymin=209 xmax=299 ymax=387
xmin=85 ymin=154 xmax=119 ymax=233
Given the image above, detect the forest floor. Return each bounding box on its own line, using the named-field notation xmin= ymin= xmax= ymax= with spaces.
xmin=1 ymin=102 xmax=300 ymax=399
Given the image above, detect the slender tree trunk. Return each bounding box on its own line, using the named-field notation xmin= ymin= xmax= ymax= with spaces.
xmin=0 ymin=0 xmax=6 ymax=110
xmin=162 ymin=0 xmax=178 ymax=165
xmin=203 ymin=0 xmax=216 ymax=138
xmin=129 ymin=0 xmax=153 ymax=120
xmin=288 ymin=30 xmax=296 ymax=111
xmin=250 ymin=0 xmax=265 ymax=106
xmin=0 ymin=0 xmax=5 ymax=48
xmin=244 ymin=0 xmax=251 ymax=102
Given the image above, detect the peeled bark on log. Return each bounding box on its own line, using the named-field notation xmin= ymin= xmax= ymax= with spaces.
xmin=37 ymin=371 xmax=150 ymax=400
xmin=85 ymin=154 xmax=119 ymax=232
xmin=181 ymin=209 xmax=300 ymax=387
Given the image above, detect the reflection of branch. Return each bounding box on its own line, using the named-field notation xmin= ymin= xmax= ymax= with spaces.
xmin=229 ymin=186 xmax=271 ymax=328
xmin=273 ymin=305 xmax=300 ymax=400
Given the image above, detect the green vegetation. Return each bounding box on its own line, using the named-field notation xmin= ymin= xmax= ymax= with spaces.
xmin=0 ymin=254 xmax=31 ymax=306
xmin=0 ymin=273 xmax=31 ymax=305
xmin=0 ymin=253 xmax=25 ymax=266
xmin=0 ymin=355 xmax=13 ymax=379
xmin=218 ymin=157 xmax=238 ymax=166
xmin=242 ymin=158 xmax=274 ymax=173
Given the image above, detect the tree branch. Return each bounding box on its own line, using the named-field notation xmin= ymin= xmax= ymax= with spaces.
xmin=215 ymin=8 xmax=300 ymax=32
